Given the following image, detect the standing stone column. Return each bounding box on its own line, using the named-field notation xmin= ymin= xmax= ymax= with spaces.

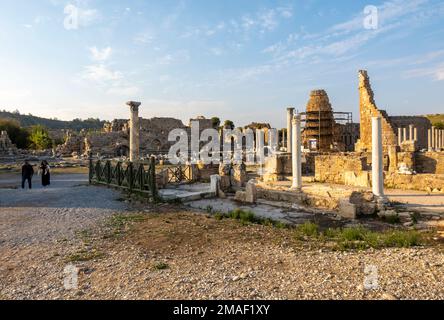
xmin=403 ymin=127 xmax=407 ymax=144
xmin=428 ymin=129 xmax=432 ymax=151
xmin=282 ymin=130 xmax=286 ymax=149
xmin=409 ymin=125 xmax=414 ymax=141
xmin=126 ymin=101 xmax=141 ymax=162
xmin=286 ymin=107 xmax=295 ymax=153
xmin=372 ymin=117 xmax=385 ymax=199
xmin=414 ymin=128 xmax=418 ymax=142
xmin=291 ymin=114 xmax=302 ymax=191
xmin=397 ymin=128 xmax=402 ymax=146
xmin=432 ymin=126 xmax=436 ymax=150
xmin=439 ymin=130 xmax=443 ymax=150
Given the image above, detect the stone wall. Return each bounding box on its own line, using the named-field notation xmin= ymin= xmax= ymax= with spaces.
xmin=313 ymin=151 xmax=444 ymax=192
xmin=315 ymin=154 xmax=368 ymax=185
xmin=263 ymin=153 xmax=316 ymax=182
xmin=355 ymin=70 xmax=398 ymax=152
xmin=385 ymin=173 xmax=444 ymax=193
xmin=415 ymin=152 xmax=444 ymax=174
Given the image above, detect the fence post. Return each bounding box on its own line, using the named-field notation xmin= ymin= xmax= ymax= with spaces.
xmin=117 ymin=162 xmax=121 ymax=186
xmin=106 ymin=161 xmax=112 ymax=184
xmin=128 ymin=162 xmax=134 ymax=191
xmin=150 ymin=156 xmax=158 ymax=199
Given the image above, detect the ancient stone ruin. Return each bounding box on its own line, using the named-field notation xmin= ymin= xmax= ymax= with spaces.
xmin=302 ymin=90 xmax=335 ymax=151
xmin=0 ymin=131 xmax=17 ymax=156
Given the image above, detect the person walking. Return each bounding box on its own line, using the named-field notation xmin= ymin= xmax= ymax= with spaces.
xmin=21 ymin=160 xmax=34 ymax=189
xmin=39 ymin=160 xmax=51 ymax=187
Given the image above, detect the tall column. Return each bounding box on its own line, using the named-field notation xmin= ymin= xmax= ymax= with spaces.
xmin=432 ymin=126 xmax=436 ymax=150
xmin=256 ymin=129 xmax=265 ymax=166
xmin=428 ymin=129 xmax=432 ymax=151
xmin=282 ymin=130 xmax=286 ymax=149
xmin=409 ymin=125 xmax=414 ymax=141
xmin=291 ymin=114 xmax=302 ymax=191
xmin=397 ymin=128 xmax=402 ymax=146
xmin=414 ymin=127 xmax=418 ymax=142
xmin=439 ymin=130 xmax=443 ymax=150
xmin=126 ymin=101 xmax=141 ymax=162
xmin=372 ymin=117 xmax=384 ymax=199
xmin=286 ymin=107 xmax=295 ymax=153
xmin=403 ymin=127 xmax=407 ymax=143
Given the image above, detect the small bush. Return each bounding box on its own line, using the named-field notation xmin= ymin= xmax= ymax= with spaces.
xmin=214 ymin=212 xmax=224 ymax=220
xmin=383 ymin=214 xmax=401 ymax=224
xmin=153 ymin=262 xmax=169 ymax=270
xmin=297 ymin=222 xmax=319 ymax=237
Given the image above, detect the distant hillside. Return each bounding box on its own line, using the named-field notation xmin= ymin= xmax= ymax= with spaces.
xmin=425 ymin=114 xmax=444 ymax=125
xmin=0 ymin=110 xmax=106 ymax=131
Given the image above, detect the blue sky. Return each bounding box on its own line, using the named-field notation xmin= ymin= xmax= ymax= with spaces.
xmin=0 ymin=0 xmax=443 ymax=128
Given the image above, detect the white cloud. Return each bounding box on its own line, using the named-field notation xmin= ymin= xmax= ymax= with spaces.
xmin=89 ymin=47 xmax=112 ymax=61
xmin=133 ymin=31 xmax=154 ymax=45
xmin=405 ymin=63 xmax=444 ymax=81
xmin=81 ymin=64 xmax=122 ymax=82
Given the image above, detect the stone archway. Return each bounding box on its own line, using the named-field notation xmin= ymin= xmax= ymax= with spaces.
xmin=115 ymin=145 xmax=129 ymax=157
xmin=152 ymin=139 xmax=162 ymax=151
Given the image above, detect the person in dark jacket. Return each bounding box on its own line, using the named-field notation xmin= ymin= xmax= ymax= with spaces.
xmin=22 ymin=161 xmax=34 ymax=189
xmin=39 ymin=160 xmax=51 ymax=187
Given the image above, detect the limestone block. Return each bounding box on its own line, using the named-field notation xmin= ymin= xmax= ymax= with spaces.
xmin=230 ymin=163 xmax=247 ymax=188
xmin=210 ymin=175 xmax=221 ymax=194
xmin=245 ymin=180 xmax=258 ymax=204
xmin=338 ymin=199 xmax=357 ymax=220
xmin=234 ymin=191 xmax=247 ymax=202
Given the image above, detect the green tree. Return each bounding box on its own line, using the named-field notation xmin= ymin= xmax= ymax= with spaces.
xmin=211 ymin=117 xmax=221 ymax=129
xmin=29 ymin=125 xmax=53 ymax=150
xmin=434 ymin=122 xmax=444 ymax=129
xmin=224 ymin=120 xmax=235 ymax=130
xmin=0 ymin=119 xmax=30 ymax=148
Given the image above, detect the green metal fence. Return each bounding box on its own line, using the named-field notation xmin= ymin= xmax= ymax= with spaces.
xmin=89 ymin=157 xmax=158 ymax=199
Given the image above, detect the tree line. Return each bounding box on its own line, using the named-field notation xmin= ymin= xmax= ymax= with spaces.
xmin=0 ymin=119 xmax=54 ymax=150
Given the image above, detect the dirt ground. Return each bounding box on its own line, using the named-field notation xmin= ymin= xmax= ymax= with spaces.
xmin=1 ymin=172 xmax=444 ymax=300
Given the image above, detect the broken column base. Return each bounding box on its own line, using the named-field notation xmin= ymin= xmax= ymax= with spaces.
xmin=234 ymin=180 xmax=258 ymax=204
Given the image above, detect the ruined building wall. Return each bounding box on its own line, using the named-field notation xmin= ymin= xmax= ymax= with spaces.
xmin=415 ymin=152 xmax=444 ymax=174
xmin=314 ymin=154 xmax=369 ymax=185
xmin=390 ymin=116 xmax=432 ymax=150
xmin=355 ymin=70 xmax=397 ymax=152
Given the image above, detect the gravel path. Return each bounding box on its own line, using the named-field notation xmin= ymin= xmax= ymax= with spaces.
xmin=0 ymin=174 xmax=127 ymax=246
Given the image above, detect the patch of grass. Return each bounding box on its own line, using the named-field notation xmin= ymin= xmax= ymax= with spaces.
xmin=296 ymin=222 xmax=319 ymax=238
xmin=106 ymin=213 xmax=146 ymax=238
xmin=214 ymin=212 xmax=224 ymax=221
xmin=293 ymin=223 xmax=425 ymax=251
xmin=153 ymin=262 xmax=169 ymax=270
xmin=213 ymin=209 xmax=289 ymax=229
xmin=205 ymin=205 xmax=214 ymax=214
xmin=66 ymin=249 xmax=104 ymax=263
